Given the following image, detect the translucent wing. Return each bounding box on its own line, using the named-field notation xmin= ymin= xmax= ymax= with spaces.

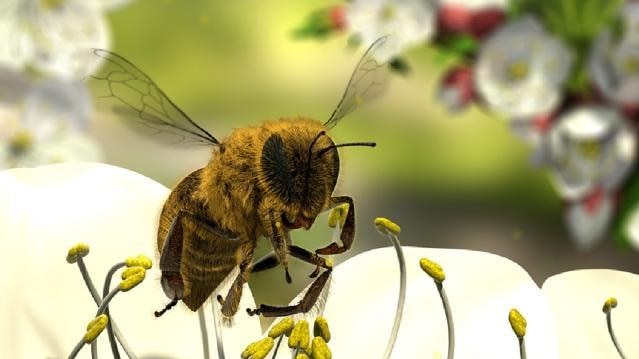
xmin=88 ymin=49 xmax=219 ymax=146
xmin=324 ymin=36 xmax=391 ymax=129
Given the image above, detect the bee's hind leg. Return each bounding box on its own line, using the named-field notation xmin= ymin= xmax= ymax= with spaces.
xmin=252 ymin=246 xmax=331 ymax=278
xmin=246 ymin=268 xmax=332 ymax=317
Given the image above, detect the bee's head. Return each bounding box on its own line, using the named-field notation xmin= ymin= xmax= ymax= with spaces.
xmin=258 ymin=121 xmax=374 ymax=230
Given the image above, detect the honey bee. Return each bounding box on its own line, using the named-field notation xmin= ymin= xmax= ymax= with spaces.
xmin=89 ymin=37 xmax=390 ymax=319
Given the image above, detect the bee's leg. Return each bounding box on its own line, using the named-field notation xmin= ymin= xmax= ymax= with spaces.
xmin=315 ymin=196 xmax=355 ymax=255
xmin=258 ymin=207 xmax=292 ymax=283
xmin=252 ymin=246 xmax=331 ymax=278
xmin=246 ymin=268 xmax=332 ymax=317
xmin=217 ymin=244 xmax=255 ymax=317
xmin=251 ymin=252 xmax=280 ymax=273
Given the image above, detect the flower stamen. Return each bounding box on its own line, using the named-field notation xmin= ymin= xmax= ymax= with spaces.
xmin=602 ymin=297 xmax=627 ymax=359
xmin=374 ymin=217 xmax=406 ymax=359
xmin=508 ymin=308 xmax=527 ymax=359
xmin=211 ymin=295 xmax=226 ymax=359
xmin=420 ymin=257 xmax=454 ymax=359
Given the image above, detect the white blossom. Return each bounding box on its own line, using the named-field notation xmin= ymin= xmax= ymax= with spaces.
xmin=590 ymin=31 xmax=639 ymax=106
xmin=475 ymin=16 xmax=573 ymax=118
xmin=346 ymin=0 xmax=437 ymax=61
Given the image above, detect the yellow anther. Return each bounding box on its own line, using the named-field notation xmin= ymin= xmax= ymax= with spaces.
xmin=241 ymin=337 xmax=274 ymax=359
xmin=119 ymin=266 xmax=146 ymax=291
xmin=313 ymin=316 xmax=331 ymax=342
xmin=374 ymin=217 xmax=401 ymax=235
xmin=325 ymin=257 xmax=334 ymax=269
xmin=125 ymin=255 xmax=153 ymax=269
xmin=66 ymin=243 xmax=90 ymax=264
xmin=83 ymin=314 xmax=108 ymax=343
xmin=295 ymin=353 xmax=310 ymax=359
xmin=311 ymin=336 xmax=332 ymax=359
xmin=288 ymin=320 xmax=310 ymax=350
xmin=508 ymin=308 xmax=527 ymax=338
xmin=603 ymin=297 xmax=618 ymax=313
xmin=268 ymin=318 xmax=295 ymax=338
xmin=328 ymin=204 xmax=349 ymax=229
xmin=419 ymin=258 xmax=446 ymax=283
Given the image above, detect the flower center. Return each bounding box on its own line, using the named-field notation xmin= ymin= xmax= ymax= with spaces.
xmin=578 ymin=139 xmax=600 ymax=159
xmin=8 ymin=130 xmax=33 ymax=157
xmin=40 ymin=0 xmax=66 ymax=10
xmin=379 ymin=4 xmax=397 ymax=22
xmin=622 ymin=56 xmax=639 ymax=75
xmin=506 ymin=60 xmax=530 ymax=82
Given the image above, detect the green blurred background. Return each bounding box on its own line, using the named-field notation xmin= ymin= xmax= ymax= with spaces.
xmin=93 ymin=0 xmax=637 ymax=311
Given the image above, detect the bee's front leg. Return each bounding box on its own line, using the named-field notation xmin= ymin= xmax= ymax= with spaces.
xmin=259 ymin=206 xmax=292 ymax=283
xmin=316 ymin=196 xmax=355 ymax=255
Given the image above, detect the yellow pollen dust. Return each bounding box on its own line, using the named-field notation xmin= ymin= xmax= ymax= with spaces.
xmin=508 ymin=308 xmax=527 ymax=338
xmin=83 ymin=314 xmax=109 ymax=343
xmin=374 ymin=217 xmax=401 ymax=235
xmin=289 ymin=320 xmax=311 ymax=350
xmin=241 ymin=337 xmax=274 ymax=359
xmin=379 ymin=4 xmax=397 ymax=21
xmin=506 ymin=60 xmax=529 ymax=81
xmin=419 ymin=257 xmax=446 ymax=283
xmin=66 ymin=243 xmax=90 ymax=263
xmin=40 ymin=0 xmax=65 ymax=10
xmin=311 ymin=336 xmax=332 ymax=359
xmin=268 ymin=318 xmax=295 ymax=338
xmin=119 ymin=266 xmax=146 ymax=291
xmin=623 ymin=57 xmax=639 ymax=74
xmin=603 ymin=297 xmax=618 ymax=313
xmin=313 ymin=316 xmax=331 ymax=342
xmin=578 ymin=140 xmax=600 ymax=159
xmin=328 ymin=204 xmax=349 ymax=229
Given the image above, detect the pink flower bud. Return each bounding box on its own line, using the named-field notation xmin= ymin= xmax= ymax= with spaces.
xmin=437 ymin=66 xmax=475 ymax=111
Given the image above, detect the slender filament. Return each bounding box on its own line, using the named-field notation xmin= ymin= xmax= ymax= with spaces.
xmin=436 ymin=283 xmax=455 ymax=359
xmin=271 ymin=335 xmax=284 ymax=359
xmin=198 ymin=307 xmax=210 ymax=359
xmin=103 ymin=262 xmax=126 ymax=359
xmin=381 ymin=232 xmax=406 ymax=359
xmin=606 ymin=311 xmax=627 ymax=359
xmin=211 ymin=296 xmax=226 ymax=359
xmin=518 ymin=338 xmax=527 ymax=359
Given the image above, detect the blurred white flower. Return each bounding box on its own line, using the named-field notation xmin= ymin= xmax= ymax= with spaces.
xmin=590 ymin=31 xmax=639 ymax=107
xmin=539 ymin=106 xmax=636 ymax=200
xmin=542 ymin=269 xmax=639 ymax=358
xmin=437 ymin=65 xmax=475 ymax=111
xmin=475 ymin=16 xmax=573 ymax=118
xmin=0 ymin=0 xmax=110 ymax=79
xmin=622 ymin=1 xmax=639 ymax=40
xmin=346 ymin=0 xmax=437 ymax=61
xmin=564 ymin=189 xmax=615 ymax=250
xmin=438 ymin=0 xmax=508 ymax=9
xmin=0 ymin=68 xmax=101 ymax=169
xmin=626 ymin=205 xmax=639 ymax=250
xmin=0 ymin=162 xmax=262 ymax=358
xmin=87 ymin=0 xmax=136 ymax=11
xmin=267 ymin=246 xmax=560 ymax=358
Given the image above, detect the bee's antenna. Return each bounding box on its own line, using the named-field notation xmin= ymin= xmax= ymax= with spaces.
xmin=317 ymin=142 xmax=376 ymax=157
xmin=304 ymin=131 xmax=327 ymax=191
xmin=154 ymin=297 xmax=179 ymax=317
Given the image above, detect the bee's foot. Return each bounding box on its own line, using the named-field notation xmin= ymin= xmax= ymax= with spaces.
xmin=285 ymin=267 xmax=292 ymax=284
xmin=216 ymin=294 xmax=224 ymax=305
xmin=246 ymin=307 xmax=261 ymax=316
xmin=309 ymin=266 xmax=320 ymax=278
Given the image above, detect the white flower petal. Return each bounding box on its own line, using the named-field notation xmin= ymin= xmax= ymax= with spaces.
xmin=269 ymin=247 xmax=559 ymax=358
xmin=542 ymin=270 xmax=639 ymax=358
xmin=564 ymin=195 xmax=613 ymax=250
xmin=0 ymin=163 xmax=261 ymax=358
xmin=590 ymin=31 xmax=639 ymax=105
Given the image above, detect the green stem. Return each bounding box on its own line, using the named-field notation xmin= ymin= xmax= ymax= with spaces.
xmin=436 ymin=283 xmax=455 ymax=359
xmin=198 ymin=307 xmax=210 ymax=359
xmin=382 ymin=233 xmax=406 ymax=359
xmin=606 ymin=311 xmax=627 ymax=359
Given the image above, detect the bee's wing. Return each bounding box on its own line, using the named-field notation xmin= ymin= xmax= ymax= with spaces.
xmin=87 ymin=49 xmax=220 ymax=147
xmin=324 ymin=36 xmax=391 ymax=129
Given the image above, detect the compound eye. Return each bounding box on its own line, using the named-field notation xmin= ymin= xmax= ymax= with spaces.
xmin=260 ymin=134 xmax=295 ymax=203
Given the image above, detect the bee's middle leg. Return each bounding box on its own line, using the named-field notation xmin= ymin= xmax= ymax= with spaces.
xmin=251 ymin=246 xmax=332 ymax=278
xmin=216 ymin=261 xmax=251 ymax=317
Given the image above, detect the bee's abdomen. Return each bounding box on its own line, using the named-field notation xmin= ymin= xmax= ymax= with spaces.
xmin=180 ymin=230 xmax=242 ymax=311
